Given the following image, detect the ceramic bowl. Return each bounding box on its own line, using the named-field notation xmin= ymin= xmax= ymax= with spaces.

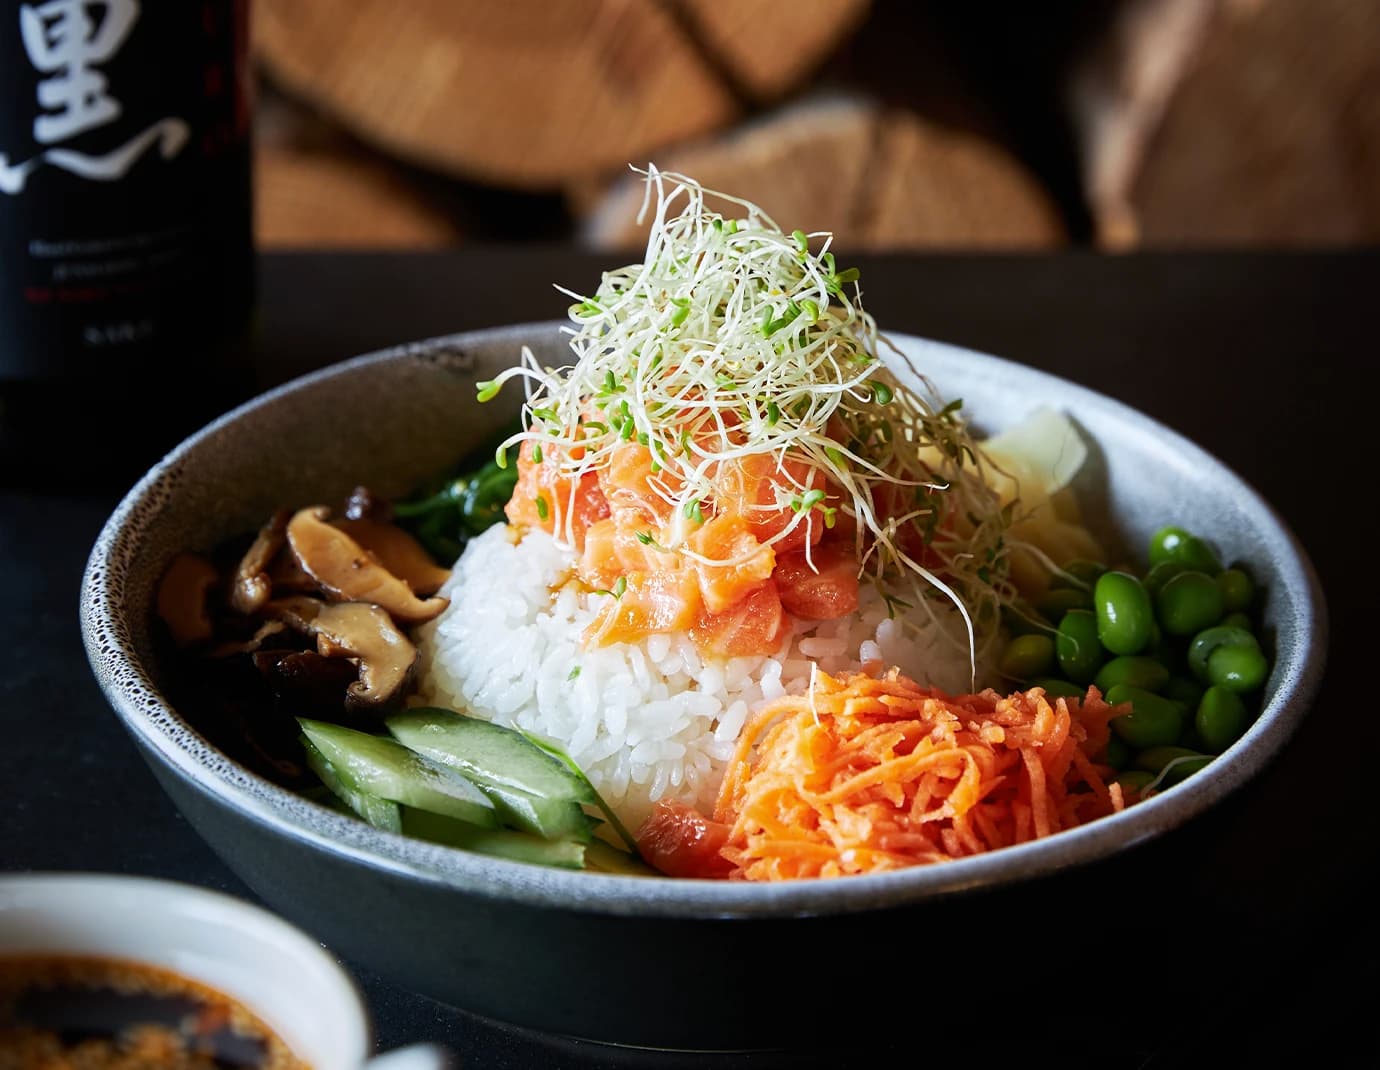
xmin=80 ymin=323 xmax=1326 ymax=1051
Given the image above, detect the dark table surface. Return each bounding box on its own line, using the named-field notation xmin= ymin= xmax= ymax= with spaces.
xmin=3 ymin=249 xmax=1377 ymax=1069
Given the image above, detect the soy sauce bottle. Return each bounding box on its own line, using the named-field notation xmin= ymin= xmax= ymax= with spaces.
xmin=0 ymin=1 xmax=254 ymax=488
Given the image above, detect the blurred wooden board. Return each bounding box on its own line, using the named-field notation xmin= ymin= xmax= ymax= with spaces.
xmin=1072 ymin=0 xmax=1380 ymax=246
xmin=255 ymin=0 xmax=868 ymax=190
xmin=581 ymin=97 xmax=1064 ymax=250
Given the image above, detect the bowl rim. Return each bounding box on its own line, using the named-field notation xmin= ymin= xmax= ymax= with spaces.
xmin=80 ymin=321 xmax=1329 ymax=919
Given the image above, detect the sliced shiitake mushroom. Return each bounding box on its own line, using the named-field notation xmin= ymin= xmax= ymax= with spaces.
xmin=230 ymin=508 xmax=290 ymax=615
xmin=264 ymin=596 xmax=417 ymax=710
xmin=155 ymin=553 xmax=219 ymax=647
xmin=344 ymin=484 xmax=393 ymax=523
xmin=331 ymin=517 xmax=451 ymax=596
xmin=285 ymin=507 xmax=449 ymax=623
xmin=209 ymin=620 xmax=288 ymax=659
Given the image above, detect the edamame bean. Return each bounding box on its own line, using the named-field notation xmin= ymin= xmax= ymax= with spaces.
xmin=1001 ymin=602 xmax=1046 ymax=637
xmin=1094 ymin=656 xmax=1170 ymax=695
xmin=1056 ymin=610 xmax=1105 ymax=684
xmin=1031 ymin=678 xmax=1085 ymax=700
xmin=1134 ymin=745 xmax=1213 ymax=785
xmin=1106 ymin=684 xmax=1185 ymax=748
xmin=1094 ymin=571 xmax=1155 ymax=655
xmin=1221 ymin=611 xmax=1252 ymax=631
xmin=1149 ymin=526 xmax=1222 ymax=574
xmin=1143 ymin=561 xmax=1186 ymax=597
xmin=1196 ymin=686 xmax=1249 ymax=752
xmin=1216 ymin=568 xmax=1254 ymax=612
xmin=1102 ymin=734 xmax=1131 ymax=771
xmin=1149 ymin=526 xmax=1192 ymax=566
xmin=1114 ymin=769 xmax=1157 ymax=796
xmin=1038 ymin=586 xmax=1093 ymax=621
xmin=1156 ymin=571 xmax=1224 ymax=636
xmin=1162 ymin=675 xmax=1205 ymax=709
xmin=1207 ymin=644 xmax=1269 ymax=692
xmin=1188 ymin=626 xmax=1261 ymax=681
xmin=1000 ymin=634 xmax=1056 ymax=681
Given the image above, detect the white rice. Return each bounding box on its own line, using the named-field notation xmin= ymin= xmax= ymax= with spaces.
xmin=414 ymin=525 xmax=992 ymax=828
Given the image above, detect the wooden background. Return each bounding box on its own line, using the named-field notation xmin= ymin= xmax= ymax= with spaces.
xmin=252 ymin=0 xmax=1380 ymax=250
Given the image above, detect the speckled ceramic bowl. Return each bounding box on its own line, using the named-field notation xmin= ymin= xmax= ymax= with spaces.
xmin=80 ymin=323 xmax=1326 ymax=1052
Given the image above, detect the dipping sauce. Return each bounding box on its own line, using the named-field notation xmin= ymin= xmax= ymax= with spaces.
xmin=0 ymin=956 xmax=309 ymax=1069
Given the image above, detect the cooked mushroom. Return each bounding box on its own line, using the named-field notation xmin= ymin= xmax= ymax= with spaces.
xmin=264 ymin=596 xmax=417 ymax=710
xmin=155 ymin=553 xmax=219 ymax=647
xmin=331 ymin=517 xmax=452 ymax=596
xmin=344 ymin=484 xmax=393 ymax=523
xmin=285 ymin=507 xmax=450 ymax=624
xmin=209 ymin=619 xmax=288 ymax=659
xmin=230 ymin=508 xmax=290 ymax=615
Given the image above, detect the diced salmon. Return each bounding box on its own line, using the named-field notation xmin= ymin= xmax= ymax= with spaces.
xmin=635 ymin=799 xmax=735 ymax=879
xmin=712 ymin=453 xmax=823 ymax=556
xmin=506 ymin=440 xmax=609 ymax=547
xmin=586 ymin=569 xmax=702 ymax=647
xmin=600 ymin=443 xmax=678 ymax=525
xmin=686 ymin=514 xmax=775 ymax=614
xmin=689 ymin=580 xmax=786 ymax=657
xmin=774 ymin=538 xmax=861 ymax=621
xmin=577 ymin=517 xmax=621 ymax=589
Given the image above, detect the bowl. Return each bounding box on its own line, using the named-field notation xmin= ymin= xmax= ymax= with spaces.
xmin=0 ymin=873 xmax=448 ymax=1068
xmin=80 ymin=323 xmax=1326 ymax=1052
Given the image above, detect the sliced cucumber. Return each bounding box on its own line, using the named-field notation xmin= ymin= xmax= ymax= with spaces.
xmin=583 ymin=838 xmax=658 ymax=877
xmin=299 ymin=718 xmax=496 ymax=828
xmin=400 ymin=808 xmax=586 ymax=869
xmin=386 ymin=707 xmax=595 ymax=804
xmin=301 ymin=736 xmax=401 ymax=833
xmin=479 ymin=781 xmax=594 ymax=843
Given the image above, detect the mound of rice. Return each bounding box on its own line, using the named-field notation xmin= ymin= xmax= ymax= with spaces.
xmin=414 ymin=525 xmax=994 ymax=828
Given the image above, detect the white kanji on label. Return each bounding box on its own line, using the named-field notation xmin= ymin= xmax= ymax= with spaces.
xmin=20 ymin=0 xmax=139 ymax=144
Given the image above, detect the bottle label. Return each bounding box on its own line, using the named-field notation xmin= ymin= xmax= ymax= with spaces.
xmin=0 ymin=1 xmax=252 ymax=381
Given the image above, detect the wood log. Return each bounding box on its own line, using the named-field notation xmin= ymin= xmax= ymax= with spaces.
xmin=674 ymin=0 xmax=870 ymax=101
xmin=1071 ymin=0 xmax=1380 ymax=246
xmin=580 ymin=97 xmax=1064 ymax=250
xmin=255 ymin=96 xmax=460 ymax=249
xmin=258 ymin=0 xmax=735 ymax=190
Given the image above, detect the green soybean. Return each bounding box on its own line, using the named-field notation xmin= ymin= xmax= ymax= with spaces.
xmin=1002 ymin=602 xmax=1047 ymax=637
xmin=1196 ymin=686 xmax=1249 ymax=752
xmin=1188 ymin=626 xmax=1261 ymax=681
xmin=1094 ymin=656 xmax=1170 ymax=695
xmin=1056 ymin=610 xmax=1104 ymax=684
xmin=1221 ymin=611 xmax=1253 ymax=632
xmin=1114 ymin=769 xmax=1157 ymax=796
xmin=1216 ymin=568 xmax=1254 ymax=612
xmin=1156 ymin=571 xmax=1224 ymax=636
xmin=1134 ymin=745 xmax=1213 ymax=785
xmin=1102 ymin=734 xmax=1132 ymax=771
xmin=1162 ymin=675 xmax=1206 ymax=709
xmin=1094 ymin=571 xmax=1155 ymax=654
xmin=1037 ymin=586 xmax=1093 ymax=621
xmin=1149 ymin=526 xmax=1192 ymax=566
xmin=1207 ymin=643 xmax=1270 ymax=692
xmin=1150 ymin=526 xmax=1222 ymax=574
xmin=1031 ymin=678 xmax=1085 ymax=699
xmin=1000 ymin=634 xmax=1056 ymax=681
xmin=1143 ymin=560 xmax=1187 ymax=597
xmin=1106 ymin=684 xmax=1185 ymax=748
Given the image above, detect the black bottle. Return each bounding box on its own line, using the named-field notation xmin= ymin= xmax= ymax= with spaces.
xmin=1 ymin=0 xmax=254 ymax=489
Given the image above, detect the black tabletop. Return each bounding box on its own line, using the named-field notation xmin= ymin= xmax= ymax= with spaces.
xmin=3 ymin=249 xmax=1377 ymax=1069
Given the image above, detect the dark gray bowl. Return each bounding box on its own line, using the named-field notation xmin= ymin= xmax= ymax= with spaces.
xmin=81 ymin=323 xmax=1326 ymax=1052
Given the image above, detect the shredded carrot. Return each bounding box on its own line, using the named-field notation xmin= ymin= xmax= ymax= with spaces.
xmin=712 ymin=670 xmax=1126 ymax=881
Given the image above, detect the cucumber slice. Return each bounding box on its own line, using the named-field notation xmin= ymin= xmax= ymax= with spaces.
xmin=299 ymin=719 xmax=497 ymax=828
xmin=583 ymin=838 xmax=658 ymax=877
xmin=386 ymin=707 xmax=595 ymax=804
xmin=400 ymin=808 xmax=586 ymax=869
xmin=301 ymin=736 xmax=401 ymax=833
xmin=478 ymin=781 xmax=594 ymax=843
